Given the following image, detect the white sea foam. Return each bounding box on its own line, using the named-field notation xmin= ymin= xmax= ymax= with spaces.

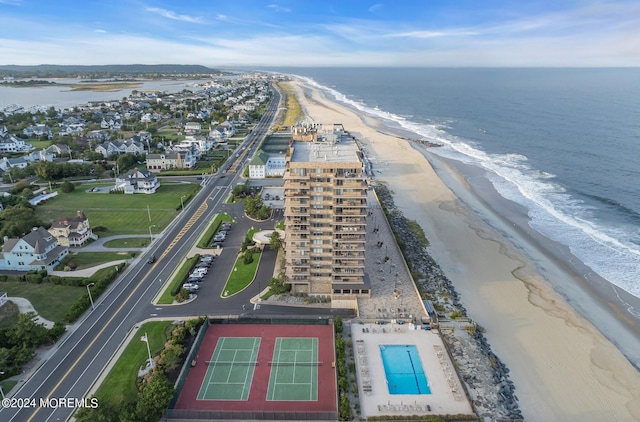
xmin=298 ymin=75 xmax=640 ymax=299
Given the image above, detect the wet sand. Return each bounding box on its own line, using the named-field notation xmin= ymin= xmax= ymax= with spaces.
xmin=287 ymin=79 xmax=640 ymax=421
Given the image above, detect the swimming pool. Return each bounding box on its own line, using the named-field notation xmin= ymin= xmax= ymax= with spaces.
xmin=380 ymin=345 xmax=431 ymax=394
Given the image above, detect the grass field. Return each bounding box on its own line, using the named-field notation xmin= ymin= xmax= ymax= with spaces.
xmin=0 ymin=380 xmax=18 ymax=396
xmin=157 ymin=255 xmax=200 ymax=304
xmin=58 ymin=251 xmax=134 ymax=270
xmin=95 ymin=321 xmax=173 ymax=402
xmin=221 ymin=252 xmax=261 ymax=298
xmin=102 ymin=237 xmax=150 ymax=248
xmin=0 ymin=281 xmax=86 ymax=323
xmin=37 ymin=183 xmax=199 ymax=235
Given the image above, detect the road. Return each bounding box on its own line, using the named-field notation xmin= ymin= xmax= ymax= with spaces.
xmin=0 ymin=85 xmax=353 ymax=422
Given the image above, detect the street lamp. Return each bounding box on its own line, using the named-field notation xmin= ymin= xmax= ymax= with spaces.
xmin=86 ymin=282 xmax=95 ymax=310
xmin=180 ymin=195 xmax=186 ymax=210
xmin=148 ymin=224 xmax=156 ymax=244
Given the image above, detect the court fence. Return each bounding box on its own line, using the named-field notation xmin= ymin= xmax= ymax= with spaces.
xmin=166 ymin=409 xmax=338 ymax=421
xmin=167 ymin=318 xmax=210 ymax=409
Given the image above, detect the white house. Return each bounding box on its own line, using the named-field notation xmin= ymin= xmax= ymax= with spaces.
xmin=184 ymin=122 xmax=202 ymax=135
xmin=0 ymin=227 xmax=69 ymax=272
xmin=0 ymin=126 xmax=33 ymax=153
xmin=114 ymin=168 xmax=159 ymax=194
xmin=248 ymin=151 xmax=286 ymax=179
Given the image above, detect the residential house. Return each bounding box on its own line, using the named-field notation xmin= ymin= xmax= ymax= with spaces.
xmin=0 ymin=126 xmax=33 ymax=153
xmin=1 ymin=157 xmax=29 ymax=171
xmin=0 ymin=227 xmax=69 ymax=272
xmin=45 ymin=144 xmax=71 ymax=158
xmin=184 ymin=122 xmax=202 ymax=135
xmin=48 ymin=210 xmax=96 ymax=247
xmin=248 ymin=151 xmax=286 ymax=179
xmin=25 ymin=149 xmax=54 ymax=163
xmin=113 ymin=168 xmax=159 ymax=194
xmin=95 ymin=139 xmax=147 ymax=158
xmin=146 ymin=151 xmax=195 ymax=172
xmin=22 ymin=124 xmax=53 ymax=139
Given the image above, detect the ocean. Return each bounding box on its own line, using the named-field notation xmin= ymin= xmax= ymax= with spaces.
xmin=276 ymin=67 xmax=640 ymax=302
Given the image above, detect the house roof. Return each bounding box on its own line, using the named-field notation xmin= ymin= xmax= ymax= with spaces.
xmin=50 ymin=211 xmax=88 ymax=230
xmin=250 ymin=150 xmax=269 ymax=166
xmin=2 ymin=227 xmax=56 ymax=253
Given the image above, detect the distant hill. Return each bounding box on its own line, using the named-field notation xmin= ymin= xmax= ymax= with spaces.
xmin=0 ymin=64 xmax=225 ymax=78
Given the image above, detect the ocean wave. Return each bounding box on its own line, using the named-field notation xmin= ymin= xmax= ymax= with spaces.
xmin=296 ymin=74 xmax=640 ymax=299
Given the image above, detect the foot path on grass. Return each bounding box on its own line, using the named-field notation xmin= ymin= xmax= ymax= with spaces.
xmin=72 ymin=234 xmax=151 ymax=252
xmin=7 ymin=297 xmax=56 ymax=328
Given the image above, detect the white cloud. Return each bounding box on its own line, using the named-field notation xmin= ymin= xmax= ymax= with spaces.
xmin=267 ymin=4 xmax=292 ymax=13
xmin=368 ymin=4 xmax=383 ymax=14
xmin=146 ymin=7 xmax=203 ymax=24
xmin=389 ymin=30 xmax=477 ymax=39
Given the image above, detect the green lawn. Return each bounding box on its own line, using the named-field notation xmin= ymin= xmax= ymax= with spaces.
xmin=221 ymin=252 xmax=261 ymax=298
xmin=58 ymin=251 xmax=134 ymax=270
xmin=95 ymin=321 xmax=173 ymax=402
xmin=157 ymin=255 xmax=200 ymax=304
xmin=102 ymin=237 xmax=150 ymax=248
xmin=0 ymin=380 xmax=18 ymax=396
xmin=29 ymin=140 xmax=51 ymax=149
xmin=0 ymin=282 xmax=86 ymax=323
xmin=37 ymin=183 xmax=199 ymax=235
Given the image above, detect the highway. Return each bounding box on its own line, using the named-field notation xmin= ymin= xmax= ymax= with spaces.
xmin=0 ymin=85 xmax=353 ymax=422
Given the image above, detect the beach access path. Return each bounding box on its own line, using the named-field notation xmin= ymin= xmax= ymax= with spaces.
xmin=289 ymin=79 xmax=640 ymax=421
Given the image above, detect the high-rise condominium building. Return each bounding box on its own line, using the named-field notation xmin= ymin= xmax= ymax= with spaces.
xmin=283 ymin=124 xmax=370 ymax=300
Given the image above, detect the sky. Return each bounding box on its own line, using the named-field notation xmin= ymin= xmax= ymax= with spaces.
xmin=1 ymin=0 xmax=639 ymax=67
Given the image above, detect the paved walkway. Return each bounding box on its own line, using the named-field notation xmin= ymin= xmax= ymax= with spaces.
xmin=6 ymin=297 xmax=55 ymax=328
xmin=49 ymin=260 xmax=129 ymax=278
xmin=73 ymin=234 xmax=150 ymax=252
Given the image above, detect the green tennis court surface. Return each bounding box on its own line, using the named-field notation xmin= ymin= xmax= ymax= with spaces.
xmin=266 ymin=337 xmax=319 ymax=401
xmin=197 ymin=337 xmax=260 ymax=400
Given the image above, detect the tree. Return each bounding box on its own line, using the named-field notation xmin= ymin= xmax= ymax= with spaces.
xmin=0 ymin=206 xmax=43 ymax=239
xmin=269 ymin=231 xmax=283 ymax=251
xmin=135 ymin=372 xmax=174 ymax=421
xmin=60 ymin=180 xmax=75 ymax=193
xmin=11 ymin=312 xmax=51 ymax=348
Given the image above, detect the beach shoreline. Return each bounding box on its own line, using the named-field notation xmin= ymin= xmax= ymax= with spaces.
xmin=289 ymin=78 xmax=640 ymax=421
xmin=421 ymin=149 xmax=640 ymax=368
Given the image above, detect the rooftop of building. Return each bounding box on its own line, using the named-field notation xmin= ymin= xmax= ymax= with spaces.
xmin=290 ymin=136 xmax=361 ymax=164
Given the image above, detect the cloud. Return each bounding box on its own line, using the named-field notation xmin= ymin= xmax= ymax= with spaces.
xmin=368 ymin=4 xmax=383 ymax=14
xmin=0 ymin=0 xmax=22 ymax=5
xmin=267 ymin=4 xmax=291 ymax=13
xmin=146 ymin=7 xmax=203 ymax=23
xmin=389 ymin=30 xmax=478 ymax=39
xmin=94 ymin=29 xmax=107 ymax=33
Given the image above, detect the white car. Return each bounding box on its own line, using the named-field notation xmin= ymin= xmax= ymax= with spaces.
xmin=192 ymin=267 xmax=208 ymax=275
xmin=183 ymin=283 xmax=200 ymax=291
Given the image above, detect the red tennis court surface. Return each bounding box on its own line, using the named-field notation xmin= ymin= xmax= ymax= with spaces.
xmin=172 ymin=323 xmax=337 ymax=420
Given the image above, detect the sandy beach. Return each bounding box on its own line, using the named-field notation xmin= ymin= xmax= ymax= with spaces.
xmin=288 ymin=79 xmax=640 ymax=421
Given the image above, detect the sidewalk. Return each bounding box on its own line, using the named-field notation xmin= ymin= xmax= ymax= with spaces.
xmin=49 ymin=259 xmax=129 ymax=278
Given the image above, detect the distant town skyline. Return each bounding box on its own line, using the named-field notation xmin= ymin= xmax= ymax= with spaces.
xmin=1 ymin=0 xmax=639 ymax=67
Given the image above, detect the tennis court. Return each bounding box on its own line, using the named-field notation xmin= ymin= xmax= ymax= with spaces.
xmin=173 ymin=323 xmax=337 ymax=419
xmin=266 ymin=337 xmax=319 ymax=401
xmin=197 ymin=337 xmax=260 ymax=400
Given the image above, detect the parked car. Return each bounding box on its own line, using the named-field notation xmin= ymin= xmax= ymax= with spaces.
xmin=195 ymin=262 xmax=211 ymax=269
xmin=183 ymin=283 xmax=199 ymax=292
xmin=187 ymin=277 xmax=202 ymax=284
xmin=211 ymin=241 xmax=223 ymax=248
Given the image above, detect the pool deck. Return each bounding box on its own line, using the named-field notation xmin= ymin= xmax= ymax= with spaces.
xmin=351 ymin=322 xmax=474 ymax=418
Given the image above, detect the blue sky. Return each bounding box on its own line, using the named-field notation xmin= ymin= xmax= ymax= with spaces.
xmin=1 ymin=0 xmax=639 ymax=67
